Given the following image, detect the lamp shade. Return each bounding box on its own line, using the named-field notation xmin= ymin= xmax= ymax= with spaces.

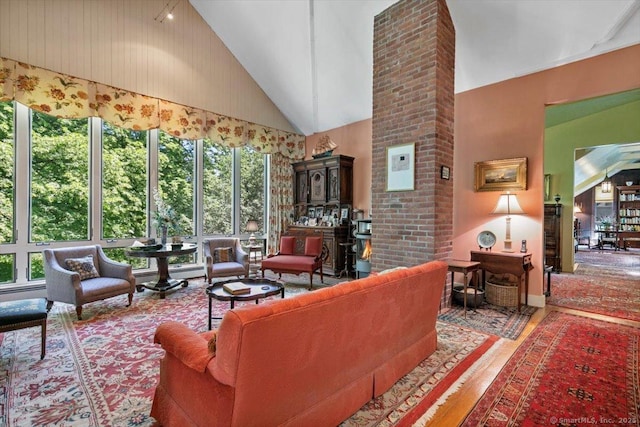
xmin=245 ymin=220 xmax=259 ymax=232
xmin=491 ymin=193 xmax=524 ymax=215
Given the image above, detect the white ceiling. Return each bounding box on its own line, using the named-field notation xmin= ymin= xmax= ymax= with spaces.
xmin=189 ymin=0 xmax=640 ymax=136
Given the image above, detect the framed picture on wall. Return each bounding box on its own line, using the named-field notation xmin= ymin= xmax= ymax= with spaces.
xmin=386 ymin=142 xmax=415 ymax=191
xmin=474 ymin=157 xmax=527 ymax=192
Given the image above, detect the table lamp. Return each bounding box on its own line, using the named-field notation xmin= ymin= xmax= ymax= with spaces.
xmin=246 ymin=220 xmax=259 ymax=245
xmin=492 ymin=192 xmax=524 ymax=252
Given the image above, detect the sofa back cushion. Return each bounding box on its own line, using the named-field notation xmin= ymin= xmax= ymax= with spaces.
xmin=211 ymin=260 xmax=447 ymax=426
xmin=279 ymin=236 xmax=296 ymax=255
xmin=304 ymin=236 xmax=322 ymax=257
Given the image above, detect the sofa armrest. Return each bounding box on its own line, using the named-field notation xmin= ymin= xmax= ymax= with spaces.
xmin=154 ymin=321 xmax=216 ymax=373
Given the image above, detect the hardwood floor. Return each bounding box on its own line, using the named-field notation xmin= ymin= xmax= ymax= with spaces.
xmin=423 ymin=295 xmax=640 ymax=426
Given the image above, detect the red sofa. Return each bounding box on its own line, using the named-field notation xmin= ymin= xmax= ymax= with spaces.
xmin=151 ymin=260 xmax=447 ymax=427
xmin=260 ymin=236 xmax=323 ymax=289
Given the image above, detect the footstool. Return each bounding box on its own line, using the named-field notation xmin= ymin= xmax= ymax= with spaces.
xmin=0 ymin=298 xmax=49 ymax=359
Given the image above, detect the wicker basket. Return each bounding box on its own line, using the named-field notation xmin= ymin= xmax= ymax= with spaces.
xmin=485 ymin=281 xmax=518 ymax=307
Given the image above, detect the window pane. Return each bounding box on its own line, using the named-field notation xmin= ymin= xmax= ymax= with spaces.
xmin=0 ymin=253 xmax=15 ymax=283
xmin=158 ymin=132 xmax=195 ymax=237
xmin=0 ymin=101 xmax=14 ymax=244
xmin=103 ymin=247 xmax=148 ymax=270
xmin=240 ymin=146 xmax=265 ymax=234
xmin=102 ymin=122 xmax=148 ymax=239
xmin=30 ymin=112 xmax=89 ymax=242
xmin=202 ymin=139 xmax=232 ymax=235
xmin=28 ymin=252 xmax=44 ymax=281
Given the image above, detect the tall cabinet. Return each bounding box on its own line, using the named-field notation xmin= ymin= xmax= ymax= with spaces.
xmin=544 ymin=203 xmax=562 ymax=271
xmin=289 ymin=155 xmax=354 ymax=276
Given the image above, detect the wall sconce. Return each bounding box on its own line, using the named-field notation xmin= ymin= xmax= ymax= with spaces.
xmin=492 ymin=192 xmax=525 ymax=252
xmin=246 ymin=220 xmax=259 ymax=245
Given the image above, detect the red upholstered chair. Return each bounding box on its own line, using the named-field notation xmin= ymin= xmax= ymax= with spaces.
xmin=261 ymin=236 xmax=324 ymax=289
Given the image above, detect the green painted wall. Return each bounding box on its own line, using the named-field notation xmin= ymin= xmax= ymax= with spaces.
xmin=544 ymin=98 xmax=640 ymax=272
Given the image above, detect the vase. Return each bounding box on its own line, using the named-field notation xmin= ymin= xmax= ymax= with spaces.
xmin=161 ymin=226 xmax=168 ymax=244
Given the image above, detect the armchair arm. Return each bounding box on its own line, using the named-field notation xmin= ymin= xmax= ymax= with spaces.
xmin=235 ymin=245 xmax=248 ymax=264
xmin=43 ymin=252 xmax=82 ymax=303
xmin=96 ymin=247 xmax=133 ymax=283
xmin=154 ymin=321 xmax=216 ymax=373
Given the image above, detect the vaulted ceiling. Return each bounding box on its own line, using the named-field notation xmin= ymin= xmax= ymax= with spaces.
xmin=189 ymin=0 xmax=640 ymax=136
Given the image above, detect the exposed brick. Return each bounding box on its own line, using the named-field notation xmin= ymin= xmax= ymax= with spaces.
xmin=372 ymin=0 xmax=455 ymax=307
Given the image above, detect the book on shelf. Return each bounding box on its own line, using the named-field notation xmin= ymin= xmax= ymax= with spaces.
xmin=223 ymin=282 xmax=251 ymax=295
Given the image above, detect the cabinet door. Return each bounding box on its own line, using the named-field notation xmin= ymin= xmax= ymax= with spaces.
xmin=309 ymin=169 xmax=326 ymax=202
xmin=296 ymin=171 xmax=308 ymax=204
xmin=328 ymin=167 xmax=339 ymax=202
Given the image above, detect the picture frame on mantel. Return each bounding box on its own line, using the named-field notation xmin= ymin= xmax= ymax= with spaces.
xmin=386 ymin=142 xmax=415 ymax=192
xmin=474 ymin=157 xmax=527 ymax=192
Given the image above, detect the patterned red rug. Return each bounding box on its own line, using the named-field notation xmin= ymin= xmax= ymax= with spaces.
xmin=462 ymin=311 xmax=640 ymax=426
xmin=547 ymin=271 xmax=640 ymax=322
xmin=0 ymin=276 xmax=497 ymax=426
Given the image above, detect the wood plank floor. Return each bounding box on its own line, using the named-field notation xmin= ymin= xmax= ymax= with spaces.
xmin=422 ymin=304 xmax=640 ymax=426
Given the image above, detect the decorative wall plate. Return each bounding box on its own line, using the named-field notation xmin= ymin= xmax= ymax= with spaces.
xmin=477 ymin=230 xmax=496 ymax=249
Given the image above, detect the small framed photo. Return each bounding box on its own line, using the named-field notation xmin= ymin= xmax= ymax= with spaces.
xmin=331 ymin=208 xmax=339 ymax=218
xmin=307 ymin=207 xmax=316 ymax=218
xmin=441 ymin=165 xmax=450 ymax=180
xmin=308 ymin=218 xmax=317 ymax=226
xmin=340 ymin=207 xmax=349 ymax=220
xmin=315 ymin=206 xmax=324 ymax=218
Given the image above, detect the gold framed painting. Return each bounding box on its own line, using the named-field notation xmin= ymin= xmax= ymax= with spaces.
xmin=474 ymin=157 xmax=527 ymax=192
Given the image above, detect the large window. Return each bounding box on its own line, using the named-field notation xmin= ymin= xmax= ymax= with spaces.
xmin=240 ymin=145 xmax=265 ymax=234
xmin=102 ymin=123 xmax=148 ymax=240
xmin=158 ymin=132 xmax=195 ymax=238
xmin=0 ymin=102 xmax=14 ymax=283
xmin=202 ymin=139 xmax=232 ymax=235
xmin=30 ymin=112 xmax=89 ymax=242
xmin=0 ymin=105 xmax=269 ymax=287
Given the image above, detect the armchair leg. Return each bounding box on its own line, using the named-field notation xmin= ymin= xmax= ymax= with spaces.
xmin=127 ymin=293 xmax=133 ymax=307
xmin=40 ymin=320 xmax=46 ymax=360
xmin=75 ymin=306 xmax=83 ymax=320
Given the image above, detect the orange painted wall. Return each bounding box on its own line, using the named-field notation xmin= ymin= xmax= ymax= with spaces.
xmin=306 ymin=44 xmax=640 ymax=307
xmin=453 ymin=44 xmax=640 ymax=306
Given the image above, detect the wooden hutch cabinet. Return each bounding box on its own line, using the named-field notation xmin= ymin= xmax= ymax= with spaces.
xmin=289 ymin=155 xmax=354 ymax=276
xmin=544 ymin=203 xmax=562 ymax=271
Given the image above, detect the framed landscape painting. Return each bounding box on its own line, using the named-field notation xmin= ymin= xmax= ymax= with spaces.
xmin=474 ymin=157 xmax=527 ymax=192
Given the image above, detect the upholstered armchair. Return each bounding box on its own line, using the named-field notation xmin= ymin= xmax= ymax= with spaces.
xmin=43 ymin=245 xmax=136 ymax=320
xmin=203 ymin=238 xmax=250 ymax=283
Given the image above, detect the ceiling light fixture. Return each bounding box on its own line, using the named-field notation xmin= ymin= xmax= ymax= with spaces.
xmin=154 ymin=0 xmax=181 ymax=23
xmin=601 ymin=168 xmax=612 ymax=193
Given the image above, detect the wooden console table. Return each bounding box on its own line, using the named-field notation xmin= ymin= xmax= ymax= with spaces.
xmin=470 ymin=251 xmax=533 ymax=311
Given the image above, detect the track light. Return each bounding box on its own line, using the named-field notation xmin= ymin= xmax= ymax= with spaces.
xmin=154 ymin=0 xmax=180 ymax=23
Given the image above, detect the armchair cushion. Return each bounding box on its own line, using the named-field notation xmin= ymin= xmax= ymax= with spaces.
xmin=280 ymin=236 xmax=296 ymax=255
xmin=213 ymin=247 xmax=234 ymax=263
xmin=305 ymin=236 xmax=323 ymax=257
xmin=65 ymin=255 xmax=100 ymax=280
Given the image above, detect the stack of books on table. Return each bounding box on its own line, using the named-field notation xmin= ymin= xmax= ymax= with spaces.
xmin=223 ymin=282 xmax=251 ymax=295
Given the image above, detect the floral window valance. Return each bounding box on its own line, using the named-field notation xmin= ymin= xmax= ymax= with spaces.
xmin=0 ymin=56 xmax=305 ymax=159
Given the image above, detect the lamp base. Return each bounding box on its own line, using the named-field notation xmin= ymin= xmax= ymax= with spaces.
xmin=502 ymin=239 xmax=515 ymax=253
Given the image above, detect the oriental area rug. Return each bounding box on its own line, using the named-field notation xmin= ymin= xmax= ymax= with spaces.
xmin=547 ymin=250 xmax=640 ymax=322
xmin=438 ymin=304 xmax=537 ymax=340
xmin=461 ymin=310 xmax=640 ymax=426
xmin=0 ymin=276 xmax=497 ymax=427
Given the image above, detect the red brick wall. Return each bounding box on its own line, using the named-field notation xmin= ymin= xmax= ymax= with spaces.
xmin=371 ymin=0 xmax=455 ymax=288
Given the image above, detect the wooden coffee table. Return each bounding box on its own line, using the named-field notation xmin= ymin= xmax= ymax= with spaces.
xmin=206 ymin=278 xmax=284 ymax=330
